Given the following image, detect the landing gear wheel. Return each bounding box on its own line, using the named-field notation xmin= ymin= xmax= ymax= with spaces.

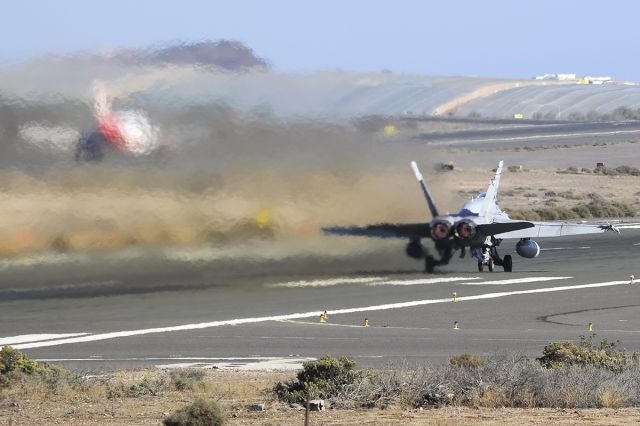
xmin=425 ymin=256 xmax=436 ymax=274
xmin=503 ymin=255 xmax=513 ymax=272
xmin=477 ymin=261 xmax=484 ymax=272
xmin=488 ymin=259 xmax=494 ymax=272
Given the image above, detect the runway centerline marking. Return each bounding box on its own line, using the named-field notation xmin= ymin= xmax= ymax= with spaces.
xmin=6 ymin=279 xmax=631 ymax=350
xmin=266 ymin=276 xmax=386 ymax=288
xmin=368 ymin=277 xmax=481 ymax=286
xmin=459 ymin=277 xmax=571 ymax=285
xmin=541 ymin=247 xmax=590 ymax=251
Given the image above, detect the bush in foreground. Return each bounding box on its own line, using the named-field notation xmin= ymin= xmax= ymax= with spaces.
xmin=273 ymin=338 xmax=640 ymax=409
xmin=274 ymin=355 xmax=364 ymax=404
xmin=538 ymin=335 xmax=636 ymax=373
xmin=0 ymin=345 xmax=70 ymax=389
xmin=163 ymin=398 xmax=225 ymax=426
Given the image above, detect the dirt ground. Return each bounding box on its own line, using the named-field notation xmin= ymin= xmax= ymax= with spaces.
xmin=2 ymin=369 xmax=640 ymax=425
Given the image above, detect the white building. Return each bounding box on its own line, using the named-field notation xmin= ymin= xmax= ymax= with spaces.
xmin=534 ymin=73 xmax=577 ymax=81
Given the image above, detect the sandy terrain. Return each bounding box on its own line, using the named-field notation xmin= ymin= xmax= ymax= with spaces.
xmin=3 ymin=369 xmax=640 ymax=425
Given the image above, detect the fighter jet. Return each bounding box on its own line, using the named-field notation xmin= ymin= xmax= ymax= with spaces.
xmin=324 ymin=161 xmax=618 ymax=273
xmin=75 ymin=83 xmax=160 ymax=162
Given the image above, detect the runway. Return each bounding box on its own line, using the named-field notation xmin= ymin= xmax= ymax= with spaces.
xmin=2 ymin=229 xmax=640 ymax=371
xmin=415 ymin=120 xmax=640 ymax=148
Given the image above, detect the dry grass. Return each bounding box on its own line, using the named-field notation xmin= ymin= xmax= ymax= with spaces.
xmin=5 ymin=368 xmax=640 ymax=425
xmin=5 ymin=345 xmax=640 ymax=424
xmin=600 ymin=390 xmax=626 ymax=409
xmin=1 ymin=368 xmax=291 ymax=425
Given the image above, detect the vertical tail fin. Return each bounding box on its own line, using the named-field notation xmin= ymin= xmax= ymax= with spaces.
xmin=410 ymin=161 xmax=439 ymax=218
xmin=479 ymin=160 xmax=503 ymax=217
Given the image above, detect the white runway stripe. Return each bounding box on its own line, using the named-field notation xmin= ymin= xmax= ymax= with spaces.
xmin=0 ymin=333 xmax=89 ymax=346
xmin=459 ymin=277 xmax=571 ymax=285
xmin=155 ymin=358 xmax=315 ymax=371
xmin=369 ymin=277 xmax=481 ymax=286
xmin=266 ymin=276 xmax=385 ymax=288
xmin=541 ymin=247 xmax=590 ymax=251
xmin=431 ymin=129 xmax=640 ymax=146
xmin=35 ymin=356 xmax=312 ymax=362
xmin=8 ymin=279 xmax=630 ymax=350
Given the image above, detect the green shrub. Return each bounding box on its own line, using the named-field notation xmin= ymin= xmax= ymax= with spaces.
xmin=538 ymin=335 xmax=635 ymax=373
xmin=0 ymin=346 xmax=45 ymax=376
xmin=0 ymin=346 xmax=70 ymax=388
xmin=163 ymin=398 xmax=225 ymax=426
xmin=274 ymin=355 xmax=363 ymax=404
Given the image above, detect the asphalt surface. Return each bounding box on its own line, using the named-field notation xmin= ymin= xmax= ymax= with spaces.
xmin=2 ymin=229 xmax=640 ymax=372
xmin=415 ymin=120 xmax=640 ymax=149
xmin=2 ymin=118 xmax=640 ymax=372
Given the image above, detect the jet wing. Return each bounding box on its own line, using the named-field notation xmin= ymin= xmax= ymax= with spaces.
xmin=323 ymin=223 xmax=431 ymax=239
xmin=477 ymin=221 xmax=535 ymax=236
xmin=495 ymin=222 xmax=617 ymax=239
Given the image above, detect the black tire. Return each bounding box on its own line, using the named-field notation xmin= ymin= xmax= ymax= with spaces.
xmin=477 ymin=261 xmax=483 ymax=272
xmin=503 ymin=255 xmax=513 ymax=272
xmin=488 ymin=259 xmax=494 ymax=272
xmin=425 ymin=256 xmax=436 ymax=274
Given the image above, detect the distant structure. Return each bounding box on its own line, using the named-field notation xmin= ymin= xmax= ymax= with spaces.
xmin=534 ymin=73 xmax=577 ymax=81
xmin=534 ymin=73 xmax=613 ymax=84
xmin=580 ymin=76 xmax=612 ymax=85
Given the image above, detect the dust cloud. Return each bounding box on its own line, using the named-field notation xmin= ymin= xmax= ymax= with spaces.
xmin=0 ymin=43 xmax=459 ymax=261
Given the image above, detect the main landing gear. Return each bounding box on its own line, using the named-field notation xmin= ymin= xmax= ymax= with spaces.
xmin=424 ymin=245 xmax=454 ymax=273
xmin=476 ymin=236 xmax=512 ymax=272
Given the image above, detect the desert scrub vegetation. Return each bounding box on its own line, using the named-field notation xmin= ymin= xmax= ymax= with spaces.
xmin=538 ymin=335 xmax=637 ymax=373
xmin=274 ymin=338 xmax=640 ymax=409
xmin=558 ymin=165 xmax=640 ymax=176
xmin=8 ymin=341 xmax=640 ymax=423
xmin=163 ymin=398 xmax=226 ymax=426
xmin=508 ymin=200 xmax=637 ymax=220
xmin=0 ymin=345 xmax=71 ymax=390
xmin=274 ymin=355 xmax=365 ymax=405
xmin=106 ymin=376 xmax=167 ymax=398
xmin=0 ymin=347 xmax=246 ymax=423
xmin=449 ymin=353 xmax=486 ymax=368
xmin=170 ymin=369 xmax=207 ymax=391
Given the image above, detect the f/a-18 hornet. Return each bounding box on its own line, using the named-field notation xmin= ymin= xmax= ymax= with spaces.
xmin=324 ymin=161 xmax=618 ymax=273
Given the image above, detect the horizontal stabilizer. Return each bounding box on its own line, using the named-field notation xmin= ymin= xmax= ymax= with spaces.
xmin=477 ymin=221 xmax=535 ymax=236
xmin=323 ymin=223 xmax=431 ymax=239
